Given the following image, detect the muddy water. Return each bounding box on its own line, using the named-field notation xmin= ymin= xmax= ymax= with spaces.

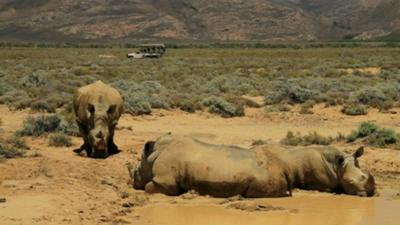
xmin=136 ymin=195 xmax=400 ymax=225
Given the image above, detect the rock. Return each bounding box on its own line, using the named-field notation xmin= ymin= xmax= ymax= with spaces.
xmin=0 ymin=197 xmax=6 ymax=203
xmin=119 ymin=191 xmax=129 ymax=199
xmin=122 ymin=202 xmax=134 ymax=208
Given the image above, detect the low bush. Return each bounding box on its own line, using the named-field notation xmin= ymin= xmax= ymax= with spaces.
xmin=265 ymin=79 xmax=320 ymax=105
xmin=351 ymin=87 xmax=389 ymax=109
xmin=0 ymin=136 xmax=29 ymax=158
xmin=48 ymin=133 xmax=72 ymax=147
xmin=264 ymin=104 xmax=291 ymax=112
xmin=346 ymin=122 xmax=400 ymax=148
xmin=124 ymin=96 xmax=152 ymax=115
xmin=341 ymin=103 xmax=368 ymax=116
xmin=30 ymin=100 xmax=56 ymax=113
xmin=202 ymin=97 xmax=244 ymax=118
xmin=252 ymin=139 xmax=268 ymax=146
xmin=299 ymin=101 xmax=315 ymax=114
xmin=17 ymin=115 xmax=62 ymax=136
xmin=178 ymin=99 xmax=202 ymax=113
xmin=302 ymin=131 xmax=334 ymax=145
xmin=280 ymin=131 xmax=303 ymax=146
xmin=281 ymin=131 xmax=334 ymax=146
xmin=224 ymin=95 xmax=261 ymax=108
xmin=58 ymin=116 xmax=81 ymax=137
xmin=366 ymin=128 xmax=399 ymax=147
xmin=110 ymin=80 xmax=170 ymax=115
xmin=20 ymin=71 xmax=47 ymax=88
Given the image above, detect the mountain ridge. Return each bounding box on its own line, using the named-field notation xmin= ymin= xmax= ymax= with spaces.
xmin=0 ymin=0 xmax=398 ymax=42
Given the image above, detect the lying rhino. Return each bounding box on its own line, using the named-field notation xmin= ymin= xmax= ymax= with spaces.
xmin=73 ymin=80 xmax=123 ymax=158
xmin=132 ymin=134 xmax=375 ymax=197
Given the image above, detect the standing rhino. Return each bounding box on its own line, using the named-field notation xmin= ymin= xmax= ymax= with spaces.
xmin=132 ymin=134 xmax=375 ymax=197
xmin=73 ymin=81 xmax=123 ymax=158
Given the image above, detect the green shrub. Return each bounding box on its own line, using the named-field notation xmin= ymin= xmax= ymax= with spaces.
xmin=252 ymin=139 xmax=268 ymax=146
xmin=48 ymin=133 xmax=72 ymax=147
xmin=59 ymin=121 xmax=80 ymax=136
xmin=7 ymin=136 xmax=29 ymax=149
xmin=17 ymin=115 xmax=62 ymax=136
xmin=0 ymin=136 xmax=29 ymax=158
xmin=265 ymin=79 xmax=319 ymax=105
xmin=265 ymin=104 xmax=291 ymax=112
xmin=341 ymin=104 xmax=368 ymax=116
xmin=20 ymin=71 xmax=47 ymax=88
xmin=346 ymin=122 xmax=400 ymax=148
xmin=167 ymin=93 xmax=203 ymax=113
xmin=225 ymin=95 xmax=261 ymax=108
xmin=358 ymin=122 xmax=379 ymax=137
xmin=178 ymin=99 xmax=202 ymax=113
xmin=302 ymin=131 xmax=333 ymax=145
xmin=366 ymin=128 xmax=399 ymax=147
xmin=278 ymin=104 xmax=291 ymax=112
xmin=0 ymin=90 xmax=29 ymax=105
xmin=281 ymin=131 xmax=303 ymax=146
xmin=299 ymin=101 xmax=315 ymax=114
xmin=281 ymin=131 xmax=333 ymax=146
xmin=346 ymin=130 xmax=359 ymax=142
xmin=0 ymin=82 xmax=12 ymax=96
xmin=30 ymin=100 xmax=56 ymax=113
xmin=0 ymin=143 xmax=26 ymax=158
xmin=124 ymin=97 xmax=152 ymax=115
xmin=72 ymin=67 xmax=90 ymax=76
xmin=352 ymin=87 xmax=388 ymax=109
xmin=202 ymin=97 xmax=244 ymax=118
xmin=110 ymin=80 xmax=170 ymax=115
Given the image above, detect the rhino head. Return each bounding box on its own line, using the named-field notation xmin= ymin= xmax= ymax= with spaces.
xmin=336 ymin=147 xmax=375 ymax=197
xmin=86 ymin=102 xmax=118 ymax=158
xmin=133 ymin=141 xmax=156 ymax=189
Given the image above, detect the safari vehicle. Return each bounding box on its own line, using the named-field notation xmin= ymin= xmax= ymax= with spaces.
xmin=126 ymin=44 xmax=166 ymax=59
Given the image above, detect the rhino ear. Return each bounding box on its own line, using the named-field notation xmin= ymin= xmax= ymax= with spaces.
xmin=353 ymin=147 xmax=364 ymax=158
xmin=143 ymin=141 xmax=156 ymax=159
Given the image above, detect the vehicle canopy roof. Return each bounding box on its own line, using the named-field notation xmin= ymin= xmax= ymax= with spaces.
xmin=138 ymin=44 xmax=166 ymax=54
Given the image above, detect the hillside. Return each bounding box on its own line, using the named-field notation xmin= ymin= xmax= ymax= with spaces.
xmin=0 ymin=0 xmax=398 ymax=42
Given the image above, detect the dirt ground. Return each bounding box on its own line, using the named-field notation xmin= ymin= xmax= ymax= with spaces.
xmin=0 ymin=104 xmax=400 ymax=225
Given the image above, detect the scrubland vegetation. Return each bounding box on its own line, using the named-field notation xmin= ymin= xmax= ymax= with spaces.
xmin=1 ymin=47 xmax=399 ymax=118
xmin=282 ymin=122 xmax=400 ymax=150
xmin=0 ymin=46 xmax=399 ymax=155
xmin=0 ymin=136 xmax=29 ymax=158
xmin=0 ymin=114 xmax=77 ymax=158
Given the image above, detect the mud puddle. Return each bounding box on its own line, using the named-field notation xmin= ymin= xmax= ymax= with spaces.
xmin=136 ymin=194 xmax=400 ymax=225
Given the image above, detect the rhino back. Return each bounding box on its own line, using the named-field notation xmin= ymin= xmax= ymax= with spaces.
xmin=256 ymin=144 xmax=342 ymax=191
xmin=151 ymin=136 xmax=277 ymax=197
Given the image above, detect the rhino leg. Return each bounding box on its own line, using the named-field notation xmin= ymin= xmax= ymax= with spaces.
xmin=144 ymin=178 xmax=181 ymax=196
xmin=107 ymin=131 xmax=119 ymax=155
xmin=75 ymin=121 xmax=93 ymax=156
xmin=245 ymin=180 xmax=289 ymax=198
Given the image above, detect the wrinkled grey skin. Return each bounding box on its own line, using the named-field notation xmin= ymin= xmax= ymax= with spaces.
xmin=73 ymin=81 xmax=123 ymax=158
xmin=132 ymin=134 xmax=375 ymax=197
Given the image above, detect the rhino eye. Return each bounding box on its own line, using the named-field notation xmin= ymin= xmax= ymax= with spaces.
xmin=88 ymin=104 xmax=95 ymax=114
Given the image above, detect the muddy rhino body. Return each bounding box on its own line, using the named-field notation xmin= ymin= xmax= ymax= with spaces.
xmin=73 ymin=80 xmax=123 ymax=158
xmin=133 ymin=135 xmax=375 ymax=197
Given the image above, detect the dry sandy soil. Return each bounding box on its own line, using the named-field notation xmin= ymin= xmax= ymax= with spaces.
xmin=0 ymin=104 xmax=400 ymax=225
